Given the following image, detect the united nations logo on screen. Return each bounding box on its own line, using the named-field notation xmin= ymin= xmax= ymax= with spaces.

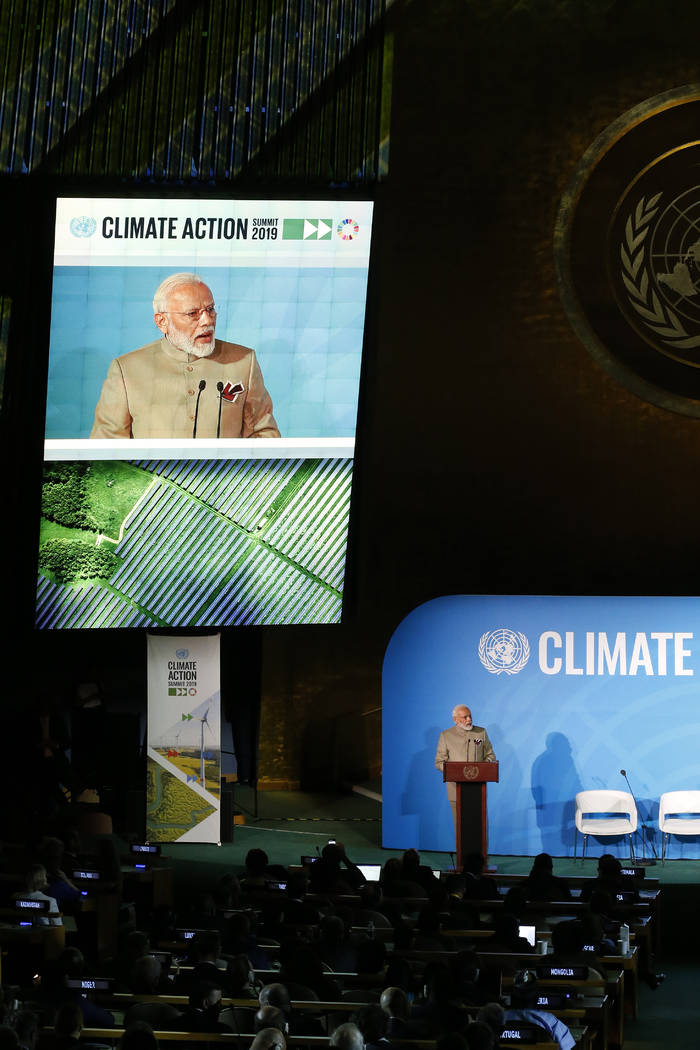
xmin=556 ymin=87 xmax=700 ymax=416
xmin=478 ymin=628 xmax=530 ymax=675
xmin=69 ymin=216 xmax=96 ymax=238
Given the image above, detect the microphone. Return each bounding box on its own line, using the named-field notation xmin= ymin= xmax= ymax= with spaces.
xmin=192 ymin=379 xmax=206 ymax=438
xmin=216 ymin=380 xmax=224 ymax=438
xmin=620 ymin=768 xmax=657 ymax=865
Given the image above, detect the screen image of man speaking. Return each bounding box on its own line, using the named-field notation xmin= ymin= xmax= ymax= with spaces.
xmin=91 ymin=272 xmax=281 ymax=440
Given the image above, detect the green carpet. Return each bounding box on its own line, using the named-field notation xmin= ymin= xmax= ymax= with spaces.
xmin=158 ymin=787 xmax=697 ymax=885
xmin=622 ymin=960 xmax=698 ymax=1050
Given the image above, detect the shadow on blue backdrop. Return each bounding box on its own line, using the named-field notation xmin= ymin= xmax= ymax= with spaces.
xmin=531 ymin=733 xmax=583 ymax=855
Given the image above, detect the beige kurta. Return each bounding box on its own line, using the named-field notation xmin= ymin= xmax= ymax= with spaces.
xmin=435 ymin=724 xmax=496 ymax=802
xmin=90 ymin=337 xmax=280 ymax=439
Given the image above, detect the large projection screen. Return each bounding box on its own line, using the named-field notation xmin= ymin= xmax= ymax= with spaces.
xmin=383 ymin=594 xmax=700 ymax=859
xmin=36 ymin=198 xmax=373 ymax=629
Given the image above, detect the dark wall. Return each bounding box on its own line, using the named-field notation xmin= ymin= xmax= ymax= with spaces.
xmin=369 ymin=0 xmax=700 ymax=603
xmin=259 ymin=2 xmax=700 ymax=784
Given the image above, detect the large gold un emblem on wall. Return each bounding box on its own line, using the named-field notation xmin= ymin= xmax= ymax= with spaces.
xmin=556 ymin=87 xmax=700 ymax=416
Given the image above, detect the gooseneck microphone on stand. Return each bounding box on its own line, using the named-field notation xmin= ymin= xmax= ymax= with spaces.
xmin=216 ymin=380 xmax=224 ymax=438
xmin=192 ymin=379 xmax=206 ymax=438
xmin=620 ymin=768 xmax=657 ymax=866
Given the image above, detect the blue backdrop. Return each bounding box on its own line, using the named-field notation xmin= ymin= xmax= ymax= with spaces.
xmin=382 ymin=595 xmax=700 ymax=858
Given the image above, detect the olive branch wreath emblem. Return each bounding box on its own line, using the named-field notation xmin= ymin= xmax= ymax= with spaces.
xmin=620 ymin=193 xmax=700 ymax=349
xmin=478 ymin=630 xmax=530 ymax=675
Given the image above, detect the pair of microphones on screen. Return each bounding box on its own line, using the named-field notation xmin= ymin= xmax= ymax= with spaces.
xmin=193 ymin=379 xmax=224 ymax=439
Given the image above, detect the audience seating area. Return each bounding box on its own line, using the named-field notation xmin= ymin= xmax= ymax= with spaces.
xmin=0 ymin=826 xmax=665 ymax=1050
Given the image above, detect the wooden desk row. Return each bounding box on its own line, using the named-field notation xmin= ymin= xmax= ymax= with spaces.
xmin=43 ymin=1028 xmax=569 ymax=1050
xmin=65 ymin=976 xmax=601 ymax=1050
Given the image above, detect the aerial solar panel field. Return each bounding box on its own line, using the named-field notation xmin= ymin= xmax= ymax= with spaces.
xmin=36 ymin=457 xmax=352 ymax=628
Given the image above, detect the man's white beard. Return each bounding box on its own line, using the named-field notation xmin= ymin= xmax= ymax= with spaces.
xmin=186 ymin=340 xmax=216 ymax=359
xmin=166 ymin=328 xmax=216 ymax=358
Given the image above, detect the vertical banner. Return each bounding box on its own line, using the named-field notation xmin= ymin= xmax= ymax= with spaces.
xmin=147 ymin=634 xmax=221 ymax=843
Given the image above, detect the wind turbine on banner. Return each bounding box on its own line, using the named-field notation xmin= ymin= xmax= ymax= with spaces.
xmin=168 ymin=728 xmax=181 ymax=759
xmin=199 ymin=705 xmax=212 ymax=785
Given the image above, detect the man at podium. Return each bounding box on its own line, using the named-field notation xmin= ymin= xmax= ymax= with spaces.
xmin=435 ymin=705 xmax=497 ymax=835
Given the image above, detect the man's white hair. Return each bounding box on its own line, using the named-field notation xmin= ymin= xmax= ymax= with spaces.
xmin=452 ymin=704 xmax=470 ymax=718
xmin=330 ymin=1024 xmax=364 ymax=1050
xmin=153 ymin=272 xmax=209 ymax=313
xmin=250 ymin=1029 xmax=286 ymax=1050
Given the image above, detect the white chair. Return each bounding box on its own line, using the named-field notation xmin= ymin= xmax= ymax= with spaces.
xmin=574 ymin=790 xmax=637 ymax=862
xmin=658 ymin=790 xmax=700 ymax=863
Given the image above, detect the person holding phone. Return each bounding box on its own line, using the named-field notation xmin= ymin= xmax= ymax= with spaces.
xmin=308 ymin=841 xmax=366 ymax=894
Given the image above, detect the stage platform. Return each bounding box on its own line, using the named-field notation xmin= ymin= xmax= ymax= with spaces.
xmin=155 ymin=786 xmax=700 ymax=896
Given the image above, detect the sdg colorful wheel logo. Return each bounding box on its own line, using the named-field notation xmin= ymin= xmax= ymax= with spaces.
xmin=337 ymin=218 xmax=360 ymax=240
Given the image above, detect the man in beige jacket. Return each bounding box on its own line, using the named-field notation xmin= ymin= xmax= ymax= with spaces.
xmin=435 ymin=704 xmax=496 ymax=837
xmin=91 ymin=272 xmax=280 ymax=440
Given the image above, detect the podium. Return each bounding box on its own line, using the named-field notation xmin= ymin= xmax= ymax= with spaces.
xmin=442 ymin=760 xmax=499 ymax=868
